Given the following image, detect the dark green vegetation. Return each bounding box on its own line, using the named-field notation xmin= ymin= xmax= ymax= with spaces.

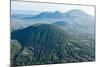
xmin=11 ymin=9 xmax=95 ymax=66
xmin=11 ymin=24 xmax=95 ymax=66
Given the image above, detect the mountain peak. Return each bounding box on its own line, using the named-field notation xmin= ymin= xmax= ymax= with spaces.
xmin=54 ymin=11 xmax=62 ymax=14
xmin=66 ymin=9 xmax=89 ymax=17
xmin=34 ymin=11 xmax=64 ymax=19
xmin=11 ymin=23 xmax=95 ymax=65
xmin=67 ymin=9 xmax=86 ymax=14
xmin=11 ymin=24 xmax=71 ymax=47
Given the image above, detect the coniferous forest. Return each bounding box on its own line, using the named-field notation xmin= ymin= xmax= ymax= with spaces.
xmin=11 ymin=1 xmax=95 ymax=66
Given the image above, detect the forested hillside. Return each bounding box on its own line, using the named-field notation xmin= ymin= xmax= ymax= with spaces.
xmin=11 ymin=24 xmax=95 ymax=66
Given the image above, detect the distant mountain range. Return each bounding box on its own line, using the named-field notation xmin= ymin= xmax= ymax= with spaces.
xmin=15 ymin=9 xmax=93 ymax=20
xmin=11 ymin=9 xmax=94 ymax=31
xmin=11 ymin=9 xmax=95 ymax=66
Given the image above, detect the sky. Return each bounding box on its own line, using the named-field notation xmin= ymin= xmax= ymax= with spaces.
xmin=11 ymin=1 xmax=95 ymax=16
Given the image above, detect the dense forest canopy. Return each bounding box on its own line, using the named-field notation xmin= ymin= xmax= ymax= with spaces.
xmin=11 ymin=9 xmax=95 ymax=66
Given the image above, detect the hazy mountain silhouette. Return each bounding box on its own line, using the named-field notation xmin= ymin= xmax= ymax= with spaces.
xmin=11 ymin=9 xmax=94 ymax=31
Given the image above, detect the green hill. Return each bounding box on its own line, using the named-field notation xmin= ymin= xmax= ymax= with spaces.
xmin=11 ymin=24 xmax=95 ymax=66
